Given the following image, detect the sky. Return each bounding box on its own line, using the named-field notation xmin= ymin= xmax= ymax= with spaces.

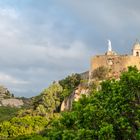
xmin=0 ymin=0 xmax=139 ymax=97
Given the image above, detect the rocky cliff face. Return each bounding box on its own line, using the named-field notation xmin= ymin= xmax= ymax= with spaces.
xmin=61 ymin=86 xmax=89 ymax=111
xmin=0 ymin=99 xmax=24 ymax=107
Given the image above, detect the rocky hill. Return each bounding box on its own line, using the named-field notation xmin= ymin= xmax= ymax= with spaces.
xmin=0 ymin=86 xmax=24 ymax=107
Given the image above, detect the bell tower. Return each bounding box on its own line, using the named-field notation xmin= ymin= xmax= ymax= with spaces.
xmin=132 ymin=40 xmax=140 ymax=57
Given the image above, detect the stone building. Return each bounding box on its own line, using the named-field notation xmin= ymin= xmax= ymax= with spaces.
xmin=90 ymin=40 xmax=140 ymax=79
xmin=61 ymin=40 xmax=140 ymax=111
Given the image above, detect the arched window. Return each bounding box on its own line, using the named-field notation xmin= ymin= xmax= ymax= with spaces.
xmin=136 ymin=51 xmax=139 ymax=56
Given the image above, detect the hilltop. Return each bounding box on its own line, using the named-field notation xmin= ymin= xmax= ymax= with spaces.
xmin=0 ymin=66 xmax=139 ymax=139
xmin=0 ymin=46 xmax=140 ymax=139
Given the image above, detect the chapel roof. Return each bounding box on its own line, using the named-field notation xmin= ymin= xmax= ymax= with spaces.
xmin=133 ymin=40 xmax=140 ymax=50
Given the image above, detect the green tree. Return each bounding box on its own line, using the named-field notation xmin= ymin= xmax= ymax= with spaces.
xmin=0 ymin=115 xmax=48 ymax=139
xmin=44 ymin=67 xmax=140 ymax=140
xmin=59 ymin=73 xmax=81 ymax=100
xmin=33 ymin=82 xmax=63 ymax=115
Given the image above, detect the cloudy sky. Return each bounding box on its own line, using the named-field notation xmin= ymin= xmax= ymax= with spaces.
xmin=0 ymin=0 xmax=139 ymax=97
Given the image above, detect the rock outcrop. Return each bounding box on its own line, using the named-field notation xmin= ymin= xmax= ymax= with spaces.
xmin=0 ymin=86 xmax=13 ymax=100
xmin=0 ymin=99 xmax=24 ymax=107
xmin=0 ymin=85 xmax=24 ymax=108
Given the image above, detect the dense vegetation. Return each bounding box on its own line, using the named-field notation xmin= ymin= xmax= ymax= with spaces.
xmin=0 ymin=106 xmax=19 ymax=122
xmin=32 ymin=74 xmax=81 ymax=116
xmin=59 ymin=73 xmax=81 ymax=101
xmin=44 ymin=66 xmax=140 ymax=139
xmin=0 ymin=68 xmax=140 ymax=139
xmin=0 ymin=74 xmax=81 ymax=139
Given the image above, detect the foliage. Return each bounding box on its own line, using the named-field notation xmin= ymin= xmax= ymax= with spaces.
xmin=0 ymin=106 xmax=19 ymax=122
xmin=14 ymin=134 xmax=48 ymax=140
xmin=43 ymin=66 xmax=140 ymax=139
xmin=0 ymin=73 xmax=81 ymax=139
xmin=59 ymin=73 xmax=81 ymax=100
xmin=32 ymin=74 xmax=81 ymax=116
xmin=0 ymin=115 xmax=48 ymax=139
xmin=33 ymin=82 xmax=63 ymax=116
xmin=1 ymin=68 xmax=140 ymax=139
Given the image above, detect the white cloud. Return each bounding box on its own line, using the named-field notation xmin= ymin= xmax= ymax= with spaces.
xmin=0 ymin=8 xmax=18 ymax=19
xmin=0 ymin=72 xmax=29 ymax=85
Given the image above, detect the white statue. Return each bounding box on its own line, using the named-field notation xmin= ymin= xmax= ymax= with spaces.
xmin=107 ymin=40 xmax=112 ymax=52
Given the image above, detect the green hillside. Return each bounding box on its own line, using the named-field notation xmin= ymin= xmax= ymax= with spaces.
xmin=0 ymin=68 xmax=140 ymax=140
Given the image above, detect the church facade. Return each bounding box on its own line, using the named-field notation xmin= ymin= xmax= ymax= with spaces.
xmin=90 ymin=41 xmax=140 ymax=79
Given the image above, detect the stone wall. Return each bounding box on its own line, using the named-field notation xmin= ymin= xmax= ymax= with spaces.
xmin=90 ymin=55 xmax=140 ymax=78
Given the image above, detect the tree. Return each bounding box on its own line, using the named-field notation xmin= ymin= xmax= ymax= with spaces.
xmin=0 ymin=115 xmax=48 ymax=139
xmin=59 ymin=74 xmax=81 ymax=101
xmin=44 ymin=67 xmax=140 ymax=139
xmin=34 ymin=82 xmax=63 ymax=115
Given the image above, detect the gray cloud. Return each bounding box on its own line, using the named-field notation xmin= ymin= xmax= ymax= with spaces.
xmin=60 ymin=0 xmax=140 ymax=52
xmin=0 ymin=1 xmax=139 ymax=97
xmin=0 ymin=6 xmax=92 ymax=97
